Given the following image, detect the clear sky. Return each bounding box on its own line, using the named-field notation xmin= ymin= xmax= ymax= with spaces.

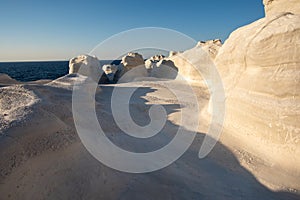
xmin=0 ymin=0 xmax=264 ymax=61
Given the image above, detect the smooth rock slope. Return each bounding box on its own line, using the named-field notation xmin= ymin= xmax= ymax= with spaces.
xmin=214 ymin=2 xmax=300 ymax=184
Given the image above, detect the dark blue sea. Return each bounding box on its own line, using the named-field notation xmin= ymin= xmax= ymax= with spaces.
xmin=0 ymin=60 xmax=121 ymax=82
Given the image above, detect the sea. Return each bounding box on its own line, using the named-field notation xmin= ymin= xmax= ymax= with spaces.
xmin=0 ymin=60 xmax=121 ymax=82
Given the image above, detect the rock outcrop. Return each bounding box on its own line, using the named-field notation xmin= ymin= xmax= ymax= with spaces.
xmin=263 ymin=0 xmax=300 ymax=16
xmin=69 ymin=55 xmax=102 ymax=82
xmin=215 ymin=5 xmax=300 ymax=174
xmin=144 ymin=55 xmax=165 ymax=70
xmin=168 ymin=43 xmax=216 ymax=82
xmin=102 ymin=64 xmax=120 ymax=82
xmin=149 ymin=54 xmax=165 ymax=62
xmin=117 ymin=52 xmax=147 ymax=82
xmin=197 ymin=39 xmax=222 ymax=59
xmin=0 ymin=73 xmax=19 ymax=85
xmin=120 ymin=52 xmax=145 ymax=71
xmin=150 ymin=60 xmax=178 ymax=79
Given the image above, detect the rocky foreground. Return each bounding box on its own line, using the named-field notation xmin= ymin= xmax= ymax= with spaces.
xmin=0 ymin=75 xmax=298 ymax=200
xmin=0 ymin=0 xmax=299 ymax=199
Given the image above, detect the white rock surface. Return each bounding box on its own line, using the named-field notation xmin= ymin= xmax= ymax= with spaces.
xmin=169 ymin=51 xmax=178 ymax=57
xmin=0 ymin=85 xmax=39 ymax=133
xmin=149 ymin=54 xmax=165 ymax=62
xmin=168 ymin=44 xmax=216 ymax=82
xmin=150 ymin=60 xmax=178 ymax=79
xmin=120 ymin=52 xmax=145 ymax=71
xmin=215 ymin=12 xmax=300 ymax=174
xmin=145 ymin=59 xmax=156 ymax=70
xmin=263 ymin=0 xmax=300 ymax=16
xmin=197 ymin=39 xmax=222 ymax=59
xmin=102 ymin=64 xmax=120 ymax=82
xmin=69 ymin=54 xmax=102 ymax=82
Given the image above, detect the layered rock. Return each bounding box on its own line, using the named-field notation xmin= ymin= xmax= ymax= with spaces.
xmin=69 ymin=55 xmax=102 ymax=82
xmin=263 ymin=0 xmax=300 ymax=16
xmin=215 ymin=9 xmax=300 ymax=173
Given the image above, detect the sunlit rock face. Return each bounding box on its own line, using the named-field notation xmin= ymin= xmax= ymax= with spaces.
xmin=263 ymin=0 xmax=300 ymax=16
xmin=215 ymin=11 xmax=300 ymax=172
xmin=168 ymin=41 xmax=220 ymax=82
xmin=69 ymin=55 xmax=102 ymax=82
xmin=197 ymin=39 xmax=222 ymax=59
xmin=120 ymin=52 xmax=145 ymax=71
xmin=150 ymin=60 xmax=178 ymax=79
xmin=102 ymin=64 xmax=121 ymax=82
xmin=118 ymin=52 xmax=148 ymax=82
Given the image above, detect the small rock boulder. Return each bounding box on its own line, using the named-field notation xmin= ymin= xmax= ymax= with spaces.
xmin=69 ymin=55 xmax=102 ymax=82
xmin=120 ymin=52 xmax=145 ymax=71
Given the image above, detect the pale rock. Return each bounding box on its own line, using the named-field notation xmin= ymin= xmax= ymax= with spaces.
xmin=169 ymin=51 xmax=178 ymax=57
xmin=263 ymin=0 xmax=300 ymax=16
xmin=145 ymin=59 xmax=156 ymax=70
xmin=69 ymin=55 xmax=102 ymax=82
xmin=197 ymin=39 xmax=222 ymax=59
xmin=149 ymin=54 xmax=165 ymax=61
xmin=151 ymin=60 xmax=178 ymax=79
xmin=121 ymin=52 xmax=145 ymax=71
xmin=102 ymin=64 xmax=120 ymax=82
xmin=215 ymin=12 xmax=300 ymax=173
xmin=145 ymin=55 xmax=165 ymax=70
xmin=168 ymin=44 xmax=216 ymax=82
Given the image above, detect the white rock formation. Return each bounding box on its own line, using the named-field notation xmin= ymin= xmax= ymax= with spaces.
xmin=197 ymin=39 xmax=222 ymax=59
xmin=144 ymin=59 xmax=156 ymax=70
xmin=169 ymin=51 xmax=178 ymax=57
xmin=168 ymin=44 xmax=216 ymax=82
xmin=149 ymin=54 xmax=165 ymax=61
xmin=263 ymin=0 xmax=300 ymax=16
xmin=215 ymin=8 xmax=300 ymax=173
xmin=150 ymin=60 xmax=178 ymax=79
xmin=117 ymin=52 xmax=147 ymax=82
xmin=120 ymin=52 xmax=145 ymax=71
xmin=69 ymin=55 xmax=102 ymax=82
xmin=102 ymin=64 xmax=120 ymax=82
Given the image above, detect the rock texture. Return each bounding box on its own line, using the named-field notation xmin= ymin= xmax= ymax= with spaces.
xmin=215 ymin=10 xmax=300 ymax=174
xmin=69 ymin=55 xmax=102 ymax=82
xmin=150 ymin=60 xmax=178 ymax=79
xmin=149 ymin=54 xmax=165 ymax=62
xmin=168 ymin=43 xmax=216 ymax=82
xmin=0 ymin=85 xmax=39 ymax=133
xmin=0 ymin=74 xmax=19 ymax=85
xmin=102 ymin=64 xmax=120 ymax=82
xmin=263 ymin=0 xmax=300 ymax=16
xmin=145 ymin=55 xmax=165 ymax=70
xmin=197 ymin=39 xmax=222 ymax=59
xmin=120 ymin=52 xmax=145 ymax=71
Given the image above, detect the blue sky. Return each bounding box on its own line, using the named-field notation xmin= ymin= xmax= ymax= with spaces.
xmin=0 ymin=0 xmax=264 ymax=61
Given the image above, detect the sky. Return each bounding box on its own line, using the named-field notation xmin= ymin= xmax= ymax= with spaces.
xmin=0 ymin=0 xmax=265 ymax=61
